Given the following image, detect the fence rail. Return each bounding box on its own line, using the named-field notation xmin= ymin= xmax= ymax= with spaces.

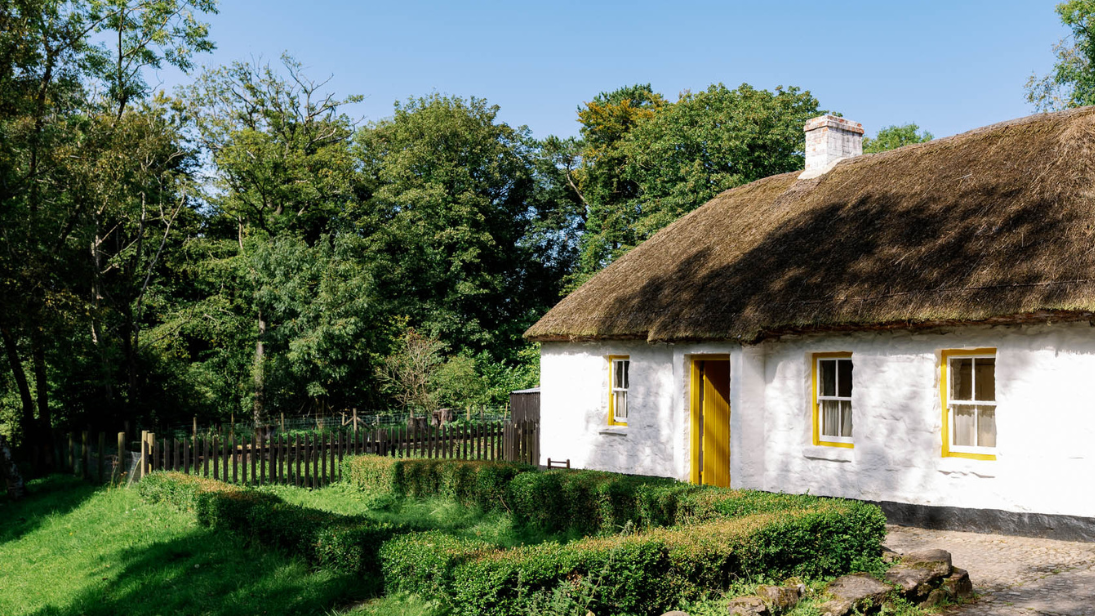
xmin=54 ymin=421 xmax=539 ymax=488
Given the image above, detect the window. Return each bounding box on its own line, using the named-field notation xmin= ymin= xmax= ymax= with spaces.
xmin=942 ymin=349 xmax=997 ymax=459
xmin=812 ymin=353 xmax=853 ymax=447
xmin=609 ymin=356 xmax=629 ymax=425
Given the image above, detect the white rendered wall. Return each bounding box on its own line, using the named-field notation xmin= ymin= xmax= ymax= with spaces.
xmin=539 ymin=341 xmax=734 ymax=479
xmin=751 ymin=323 xmax=1095 ymax=518
xmin=540 ymin=322 xmax=1095 ymax=518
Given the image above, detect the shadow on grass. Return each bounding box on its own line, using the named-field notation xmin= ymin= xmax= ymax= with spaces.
xmin=26 ymin=525 xmax=372 ymax=616
xmin=0 ymin=476 xmax=98 ymax=545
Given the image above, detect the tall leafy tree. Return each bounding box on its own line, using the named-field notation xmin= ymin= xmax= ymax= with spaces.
xmin=569 ymin=85 xmax=666 ymax=283
xmin=354 ymin=94 xmax=551 ymax=360
xmin=862 ymin=123 xmax=933 ymax=153
xmin=178 ymin=56 xmax=365 ymax=424
xmin=0 ymin=0 xmax=215 ymax=452
xmin=622 ymin=83 xmax=822 ymax=240
xmin=1027 ymin=1 xmax=1095 ymax=110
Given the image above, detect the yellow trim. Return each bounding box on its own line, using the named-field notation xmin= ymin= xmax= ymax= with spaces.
xmin=811 ymin=352 xmax=854 ymax=448
xmin=608 ymin=355 xmax=628 ymax=426
xmin=940 ymin=348 xmax=997 ymax=461
xmin=689 ymin=355 xmax=730 ymax=485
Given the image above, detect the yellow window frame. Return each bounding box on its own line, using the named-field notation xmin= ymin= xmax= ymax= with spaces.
xmin=811 ymin=352 xmax=854 ymax=448
xmin=608 ymin=355 xmax=629 ymax=426
xmin=940 ymin=348 xmax=997 ymax=461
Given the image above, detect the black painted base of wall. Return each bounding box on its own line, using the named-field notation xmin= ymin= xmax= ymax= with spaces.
xmin=877 ymin=500 xmax=1095 ymax=543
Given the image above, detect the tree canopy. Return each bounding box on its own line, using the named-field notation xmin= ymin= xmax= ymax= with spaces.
xmin=2 ymin=1 xmax=856 ymax=457
xmin=862 ymin=124 xmax=934 ymax=153
xmin=1027 ymin=1 xmax=1095 ymax=110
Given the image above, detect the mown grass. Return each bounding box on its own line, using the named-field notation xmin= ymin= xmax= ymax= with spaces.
xmin=2 ymin=476 xmax=937 ymax=616
xmin=0 ymin=476 xmax=365 ymax=616
xmin=257 ymin=481 xmax=583 ymax=548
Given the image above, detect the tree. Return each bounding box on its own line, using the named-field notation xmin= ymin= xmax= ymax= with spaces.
xmin=1026 ymin=1 xmax=1095 ymax=110
xmin=177 ymin=56 xmax=364 ymax=425
xmin=622 ymin=83 xmax=822 ymax=241
xmin=354 ymin=94 xmax=551 ymax=360
xmin=862 ymin=123 xmax=933 ymax=153
xmin=0 ymin=0 xmax=215 ymax=455
xmin=376 ymin=328 xmax=447 ymax=418
xmin=569 ymin=85 xmax=666 ymax=284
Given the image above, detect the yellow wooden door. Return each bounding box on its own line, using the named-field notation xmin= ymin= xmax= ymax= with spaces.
xmin=691 ymin=359 xmax=730 ymax=487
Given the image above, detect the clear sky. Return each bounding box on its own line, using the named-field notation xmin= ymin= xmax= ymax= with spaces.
xmin=154 ymin=0 xmax=1067 ymax=140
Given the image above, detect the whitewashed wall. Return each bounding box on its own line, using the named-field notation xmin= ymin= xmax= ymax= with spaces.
xmin=540 ymin=322 xmax=1095 ymax=518
xmin=749 ymin=322 xmax=1095 ymax=518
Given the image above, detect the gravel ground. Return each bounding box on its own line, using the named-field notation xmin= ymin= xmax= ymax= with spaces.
xmin=885 ymin=524 xmax=1095 ymax=616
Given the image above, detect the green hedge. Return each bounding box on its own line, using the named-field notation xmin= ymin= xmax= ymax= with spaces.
xmin=399 ymin=500 xmax=887 ymax=616
xmin=138 ymin=472 xmax=399 ymax=575
xmin=507 ymin=470 xmax=827 ymax=535
xmin=342 ymin=455 xmax=535 ymax=510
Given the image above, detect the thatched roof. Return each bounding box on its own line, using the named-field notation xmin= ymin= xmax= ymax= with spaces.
xmin=527 ymin=107 xmax=1095 ymax=343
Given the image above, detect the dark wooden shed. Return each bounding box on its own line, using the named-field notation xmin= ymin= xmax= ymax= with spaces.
xmin=509 ymin=387 xmax=540 ymax=422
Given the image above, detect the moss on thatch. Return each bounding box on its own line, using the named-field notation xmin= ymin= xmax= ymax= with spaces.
xmin=527 ymin=107 xmax=1095 ymax=343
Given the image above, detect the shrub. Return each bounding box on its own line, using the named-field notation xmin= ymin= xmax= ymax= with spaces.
xmin=139 ymin=471 xmax=399 ymax=575
xmin=341 ymin=455 xmax=402 ymax=495
xmin=380 ymin=531 xmax=495 ymax=600
xmin=438 ymin=500 xmax=887 ymax=616
xmin=341 ymin=455 xmax=534 ymax=510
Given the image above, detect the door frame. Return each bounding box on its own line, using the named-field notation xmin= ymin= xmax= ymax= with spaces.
xmin=689 ymin=354 xmax=730 ymax=485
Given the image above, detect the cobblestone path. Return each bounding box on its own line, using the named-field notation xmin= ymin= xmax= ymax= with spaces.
xmin=885 ymin=525 xmax=1095 ymax=615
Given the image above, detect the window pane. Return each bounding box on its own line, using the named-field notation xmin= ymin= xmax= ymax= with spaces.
xmin=977 ymin=405 xmax=996 ymax=448
xmin=953 ymin=404 xmax=975 ymax=447
xmin=951 ymin=358 xmax=972 ymax=401
xmin=821 ymin=400 xmax=840 ymax=437
xmin=837 ymin=359 xmax=853 ymax=398
xmin=622 ymin=360 xmax=629 ymax=389
xmin=840 ymin=400 xmax=853 ymax=437
xmin=974 ymin=358 xmax=995 ymax=402
xmin=614 ymin=391 xmax=628 ymax=420
xmin=820 ymin=360 xmax=836 ymax=397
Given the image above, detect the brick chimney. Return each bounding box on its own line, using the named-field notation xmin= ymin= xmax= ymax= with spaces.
xmin=800 ymin=115 xmax=864 ymax=179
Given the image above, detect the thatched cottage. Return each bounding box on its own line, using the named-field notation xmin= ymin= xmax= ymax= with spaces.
xmin=526 ymin=108 xmax=1095 ymax=539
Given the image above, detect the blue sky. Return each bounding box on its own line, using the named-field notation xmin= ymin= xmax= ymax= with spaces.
xmin=155 ymin=1 xmax=1066 ymax=140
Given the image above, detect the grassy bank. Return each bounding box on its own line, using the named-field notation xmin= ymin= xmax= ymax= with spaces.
xmin=0 ymin=476 xmax=364 ymax=616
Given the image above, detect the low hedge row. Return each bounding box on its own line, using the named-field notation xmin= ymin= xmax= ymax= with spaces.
xmin=342 ymin=455 xmax=535 ymax=510
xmin=382 ymin=499 xmax=887 ymax=616
xmin=508 ymin=470 xmax=825 ymax=535
xmin=138 ymin=472 xmax=399 ymax=575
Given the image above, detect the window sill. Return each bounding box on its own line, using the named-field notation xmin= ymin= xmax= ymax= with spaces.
xmin=803 ymin=445 xmax=854 ymax=462
xmin=938 ymin=455 xmax=996 ymax=477
xmin=599 ymin=426 xmax=628 ymax=436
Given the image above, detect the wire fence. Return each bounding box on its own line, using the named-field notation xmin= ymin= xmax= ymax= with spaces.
xmin=153 ymin=407 xmax=512 ymax=441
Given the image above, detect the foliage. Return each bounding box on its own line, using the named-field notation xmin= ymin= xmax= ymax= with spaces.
xmin=394 ymin=501 xmax=886 ymax=616
xmin=0 ymin=475 xmax=364 ymax=616
xmin=342 ymin=455 xmax=535 ymax=510
xmin=568 ymin=83 xmax=824 ymax=284
xmin=1027 ymin=1 xmax=1095 ymax=110
xmin=862 ymin=124 xmax=934 ymax=153
xmin=139 ymin=471 xmax=401 ymax=575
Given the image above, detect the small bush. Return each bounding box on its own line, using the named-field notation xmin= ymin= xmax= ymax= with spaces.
xmin=436 ymin=500 xmax=887 ymax=616
xmin=380 ymin=531 xmax=494 ymax=600
xmin=139 ymin=471 xmax=399 ymax=576
xmin=342 ymin=456 xmax=534 ymax=510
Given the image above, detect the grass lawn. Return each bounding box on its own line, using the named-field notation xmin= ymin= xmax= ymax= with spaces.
xmin=0 ymin=476 xmax=366 ymax=616
xmin=2 ymin=475 xmax=933 ymax=616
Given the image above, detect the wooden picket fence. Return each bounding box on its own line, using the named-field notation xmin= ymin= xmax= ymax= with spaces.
xmin=128 ymin=420 xmax=539 ymax=488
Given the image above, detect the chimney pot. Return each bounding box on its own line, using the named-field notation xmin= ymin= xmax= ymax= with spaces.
xmin=800 ymin=115 xmax=864 ymax=179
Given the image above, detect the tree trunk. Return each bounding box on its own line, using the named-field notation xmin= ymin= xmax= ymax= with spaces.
xmin=30 ymin=329 xmax=52 ymax=467
xmin=252 ymin=310 xmax=266 ymax=428
xmin=1 ymin=327 xmax=36 ymax=446
xmin=0 ymin=435 xmax=25 ymax=500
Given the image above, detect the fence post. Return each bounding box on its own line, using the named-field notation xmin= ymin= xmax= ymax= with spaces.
xmin=193 ymin=416 xmax=198 ymax=441
xmin=115 ymin=432 xmax=125 ymax=483
xmin=139 ymin=431 xmax=147 ymax=479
